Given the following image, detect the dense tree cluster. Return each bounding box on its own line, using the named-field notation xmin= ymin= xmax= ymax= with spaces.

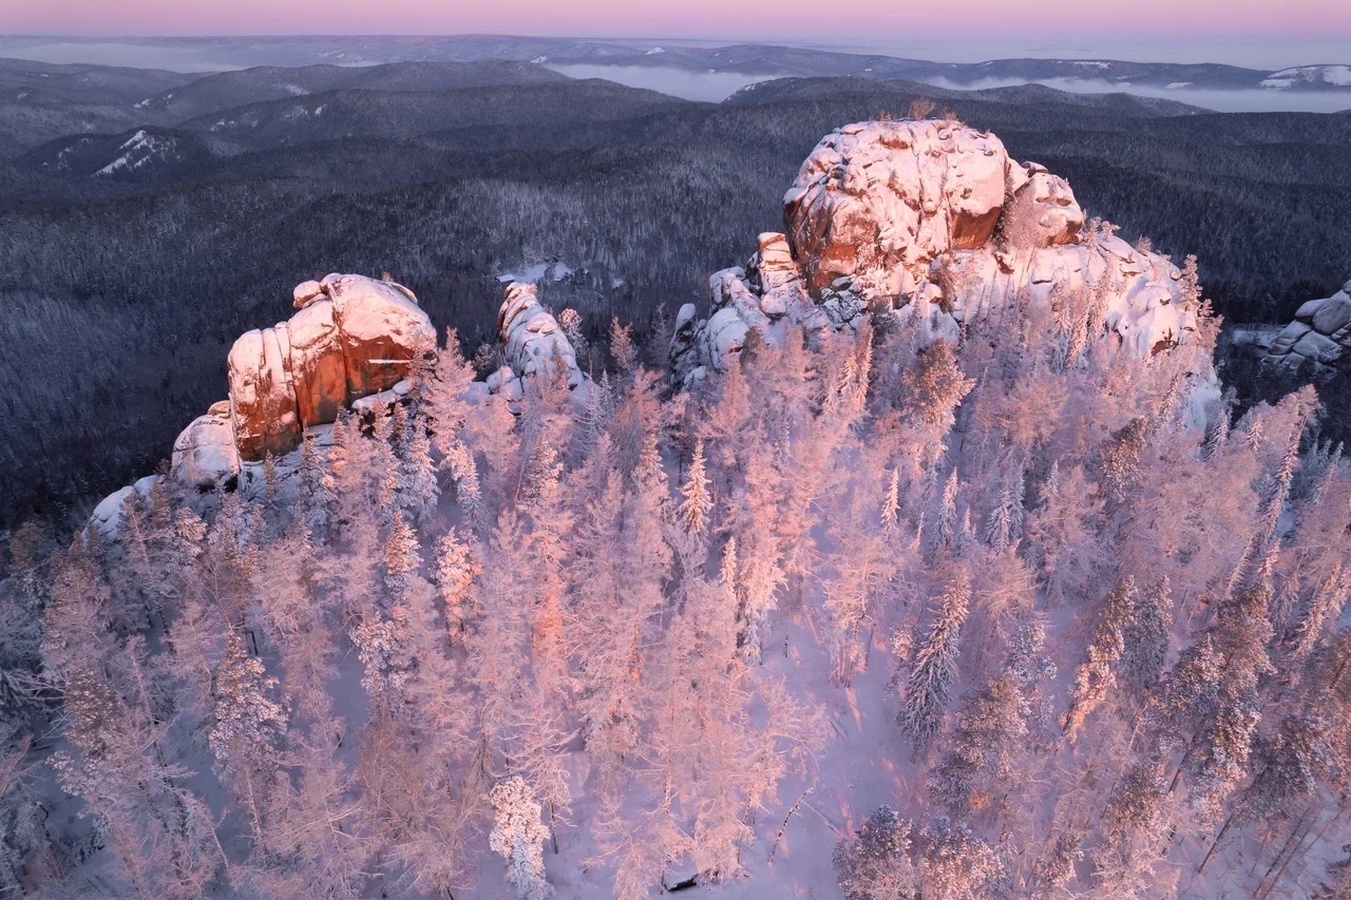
xmin=2 ymin=248 xmax=1350 ymax=896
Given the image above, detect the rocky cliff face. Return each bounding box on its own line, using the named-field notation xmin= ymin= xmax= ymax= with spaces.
xmin=671 ymin=119 xmax=1207 ymax=384
xmin=173 ymin=273 xmax=435 ymax=491
xmin=1262 ymin=278 xmax=1351 ymax=376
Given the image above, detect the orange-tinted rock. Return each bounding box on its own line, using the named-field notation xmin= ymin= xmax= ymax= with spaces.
xmin=228 ymin=324 xmax=302 ymax=459
xmin=785 ymin=120 xmax=1014 ymax=298
xmin=221 ymin=274 xmax=435 ymax=463
xmin=292 ymin=279 xmax=324 ymax=308
xmin=287 ymin=297 xmax=347 ymax=427
xmin=322 ymin=273 xmax=437 ymax=399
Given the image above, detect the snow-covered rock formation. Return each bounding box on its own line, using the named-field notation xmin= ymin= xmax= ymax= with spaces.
xmin=497 ymin=281 xmax=584 ymax=389
xmin=479 ymin=281 xmax=588 ymax=407
xmin=172 ymin=273 xmax=434 ymax=492
xmin=1262 ymin=278 xmax=1351 ymax=376
xmin=88 ymin=475 xmax=161 ymax=537
xmin=671 ymin=120 xmax=1208 ymax=385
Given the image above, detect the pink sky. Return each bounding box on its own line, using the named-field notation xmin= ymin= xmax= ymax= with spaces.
xmin=4 ymin=0 xmax=1348 ymax=40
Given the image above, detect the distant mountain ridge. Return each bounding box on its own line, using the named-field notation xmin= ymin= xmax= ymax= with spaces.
xmin=129 ymin=59 xmax=570 ymax=121
xmin=1 ymin=34 xmax=1347 ymax=95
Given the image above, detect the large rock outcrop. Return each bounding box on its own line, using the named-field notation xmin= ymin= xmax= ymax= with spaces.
xmin=1262 ymin=278 xmax=1351 ymax=376
xmin=672 ymin=120 xmax=1207 ymax=385
xmin=170 ymin=274 xmax=435 ymax=490
xmin=497 ymin=281 xmax=583 ymax=389
xmin=785 ymin=120 xmax=1019 ymax=298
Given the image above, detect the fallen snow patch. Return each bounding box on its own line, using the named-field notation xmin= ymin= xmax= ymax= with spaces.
xmin=93 ymin=129 xmax=175 ymax=177
xmin=497 ymin=261 xmax=575 ymax=284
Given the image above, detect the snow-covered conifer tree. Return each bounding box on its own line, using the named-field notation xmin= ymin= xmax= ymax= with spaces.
xmin=209 ymin=629 xmax=287 ymax=839
xmin=899 ymin=572 xmax=970 ymax=756
xmin=1063 ymin=577 xmax=1136 ymax=739
xmin=678 ymin=439 xmax=714 ymax=538
xmin=490 ymin=776 xmax=554 ymax=900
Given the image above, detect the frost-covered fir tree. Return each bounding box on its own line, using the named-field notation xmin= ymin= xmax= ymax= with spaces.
xmin=209 ymin=629 xmax=287 ymax=838
xmin=490 ymin=776 xmax=554 ymax=900
xmin=899 ymin=572 xmax=970 ymax=757
xmin=678 ymin=439 xmax=714 ymax=538
xmin=1063 ymin=577 xmax=1136 ymax=739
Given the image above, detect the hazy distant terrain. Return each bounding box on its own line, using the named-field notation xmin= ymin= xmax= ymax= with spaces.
xmin=2 ymin=34 xmax=1350 ymax=109
xmin=0 ymin=51 xmax=1349 ymax=528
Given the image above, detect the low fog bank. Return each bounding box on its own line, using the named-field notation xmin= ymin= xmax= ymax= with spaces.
xmin=925 ymin=76 xmax=1351 ymax=113
xmin=827 ymin=35 xmax=1351 ymax=71
xmin=545 ymin=63 xmax=773 ymax=102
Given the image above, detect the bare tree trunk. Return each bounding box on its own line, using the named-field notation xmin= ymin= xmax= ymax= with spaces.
xmin=1197 ymin=812 xmax=1234 ymax=874
xmin=1255 ymin=805 xmax=1314 ymax=900
xmin=769 ymin=789 xmax=813 ymax=862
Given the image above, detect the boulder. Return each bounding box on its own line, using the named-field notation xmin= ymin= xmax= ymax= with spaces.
xmin=292 ymin=279 xmax=323 ymax=308
xmin=228 ymin=325 xmax=302 ymax=460
xmin=1263 ymin=283 xmax=1351 ymax=377
xmin=86 ymin=476 xmax=162 ymax=539
xmin=1000 ymin=169 xmax=1084 ymax=247
xmin=287 ymin=296 xmax=348 ymax=428
xmin=171 ymin=405 xmax=241 ymax=491
xmin=1312 ymin=295 xmax=1351 ymax=336
xmin=322 ymin=273 xmax=435 ymax=399
xmin=1292 ymin=329 xmax=1344 ymax=365
xmin=669 ymin=234 xmax=835 ymax=385
xmin=163 ymin=274 xmax=435 ymax=492
xmin=674 ymin=119 xmax=1208 ymax=385
xmin=223 ymin=274 xmax=435 ymax=462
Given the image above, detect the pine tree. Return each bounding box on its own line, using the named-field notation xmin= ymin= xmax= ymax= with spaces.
xmin=53 ymin=647 xmax=222 ymax=898
xmin=899 ymin=572 xmax=970 ymax=757
xmin=1185 ymin=582 xmax=1274 ymax=822
xmin=401 ymin=409 xmax=440 ymax=529
xmin=1096 ymin=760 xmax=1168 ymax=888
xmin=40 ymin=536 xmax=113 ymax=683
xmin=209 ymin=629 xmax=287 ymax=839
xmin=678 ymin=439 xmax=714 ymax=538
xmin=1099 ymin=417 xmax=1149 ymax=507
xmin=297 ymin=428 xmax=334 ymax=539
xmin=880 ymin=467 xmax=901 ymax=533
xmin=1031 ymin=832 xmax=1082 ymax=898
xmin=1121 ymin=577 xmax=1172 ymax=695
xmin=425 ymin=329 xmax=483 ymax=520
xmin=1063 ymin=577 xmax=1136 ymax=739
xmin=833 ymin=806 xmax=921 ymax=900
xmin=929 ymin=669 xmax=1029 ymax=818
xmin=432 ymin=527 xmax=479 ymax=637
xmin=934 ymin=469 xmax=960 ymax=553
